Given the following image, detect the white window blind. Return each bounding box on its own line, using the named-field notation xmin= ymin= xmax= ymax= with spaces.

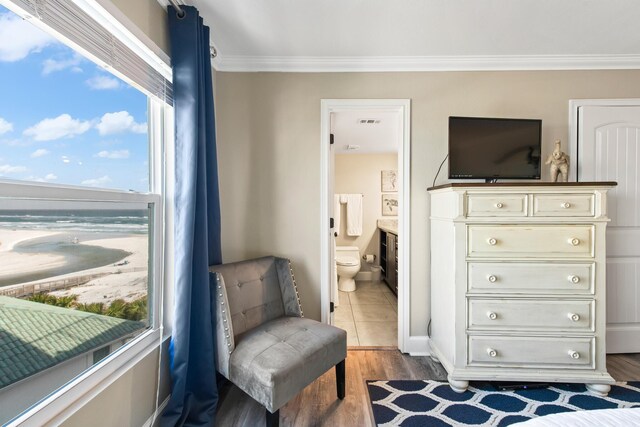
xmin=3 ymin=0 xmax=173 ymax=105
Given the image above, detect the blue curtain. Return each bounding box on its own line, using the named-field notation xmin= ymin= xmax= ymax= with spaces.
xmin=162 ymin=5 xmax=222 ymax=426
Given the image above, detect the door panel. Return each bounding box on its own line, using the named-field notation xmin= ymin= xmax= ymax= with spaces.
xmin=606 ymin=259 xmax=640 ymax=324
xmin=578 ymin=105 xmax=640 ymax=353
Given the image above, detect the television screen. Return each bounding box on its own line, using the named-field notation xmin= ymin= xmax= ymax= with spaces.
xmin=448 ymin=116 xmax=541 ymax=180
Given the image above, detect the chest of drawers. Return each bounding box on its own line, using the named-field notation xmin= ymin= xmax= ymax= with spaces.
xmin=428 ymin=183 xmax=616 ymax=395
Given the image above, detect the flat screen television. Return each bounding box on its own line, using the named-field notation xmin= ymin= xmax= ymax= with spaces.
xmin=448 ymin=116 xmax=542 ymax=181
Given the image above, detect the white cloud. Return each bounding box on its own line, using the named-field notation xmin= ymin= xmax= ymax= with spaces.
xmin=61 ymin=156 xmax=70 ymax=164
xmin=24 ymin=114 xmax=91 ymax=141
xmin=42 ymin=54 xmax=83 ymax=75
xmin=0 ymin=164 xmax=27 ymax=175
xmin=96 ymin=111 xmax=146 ymax=136
xmin=0 ymin=138 xmax=28 ymax=147
xmin=25 ymin=173 xmax=56 ymax=182
xmin=0 ymin=117 xmax=13 ymax=135
xmin=86 ymin=75 xmax=120 ymax=90
xmin=81 ymin=175 xmax=111 ymax=187
xmin=30 ymin=148 xmax=50 ymax=158
xmin=0 ymin=12 xmax=55 ymax=62
xmin=95 ymin=149 xmax=129 ymax=159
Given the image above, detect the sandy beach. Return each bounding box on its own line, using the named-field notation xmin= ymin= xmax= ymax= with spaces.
xmin=0 ymin=229 xmax=63 ymax=252
xmin=0 ymin=229 xmax=148 ymax=304
xmin=0 ymin=230 xmax=67 ymax=278
xmin=49 ymin=235 xmax=148 ymax=304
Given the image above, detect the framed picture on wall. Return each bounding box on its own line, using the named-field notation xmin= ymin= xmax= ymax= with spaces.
xmin=381 ymin=170 xmax=398 ymax=192
xmin=382 ymin=194 xmax=399 ymax=216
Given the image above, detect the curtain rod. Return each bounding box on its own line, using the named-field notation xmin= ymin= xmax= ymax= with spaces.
xmin=167 ymin=0 xmax=186 ymax=18
xmin=167 ymin=1 xmax=218 ymax=58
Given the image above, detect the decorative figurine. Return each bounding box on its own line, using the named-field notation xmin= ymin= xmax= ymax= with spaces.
xmin=546 ymin=140 xmax=570 ymax=182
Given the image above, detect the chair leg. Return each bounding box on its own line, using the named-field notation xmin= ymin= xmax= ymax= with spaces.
xmin=336 ymin=359 xmax=346 ymax=399
xmin=266 ymin=408 xmax=279 ymax=427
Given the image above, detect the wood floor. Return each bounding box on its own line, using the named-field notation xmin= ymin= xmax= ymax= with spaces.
xmin=216 ymin=350 xmax=640 ymax=427
xmin=606 ymin=352 xmax=640 ymax=382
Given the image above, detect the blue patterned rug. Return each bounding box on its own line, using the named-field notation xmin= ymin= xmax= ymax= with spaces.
xmin=367 ymin=380 xmax=640 ymax=426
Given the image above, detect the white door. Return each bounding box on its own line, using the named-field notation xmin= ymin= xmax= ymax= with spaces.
xmin=578 ymin=105 xmax=640 ymax=353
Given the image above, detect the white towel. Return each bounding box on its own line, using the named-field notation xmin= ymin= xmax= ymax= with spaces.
xmin=334 ymin=194 xmax=342 ymax=237
xmin=346 ymin=194 xmax=363 ymax=236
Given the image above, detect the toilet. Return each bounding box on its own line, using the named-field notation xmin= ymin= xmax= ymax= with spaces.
xmin=336 ymin=246 xmax=361 ymax=292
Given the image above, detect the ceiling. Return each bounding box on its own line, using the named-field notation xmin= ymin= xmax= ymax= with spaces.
xmin=331 ymin=110 xmax=400 ymax=154
xmin=175 ymin=0 xmax=640 ymax=72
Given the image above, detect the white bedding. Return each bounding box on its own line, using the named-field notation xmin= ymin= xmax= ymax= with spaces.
xmin=516 ymin=408 xmax=640 ymax=426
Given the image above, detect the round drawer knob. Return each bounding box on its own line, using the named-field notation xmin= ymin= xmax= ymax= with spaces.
xmin=568 ymin=350 xmax=580 ymax=359
xmin=487 ymin=311 xmax=497 ymax=320
xmin=487 ymin=348 xmax=498 ymax=357
xmin=568 ymin=313 xmax=580 ymax=322
xmin=487 ymin=275 xmax=498 ymax=283
xmin=495 ymin=202 xmax=504 ymax=209
xmin=569 ymin=275 xmax=580 ymax=284
xmin=569 ymin=238 xmax=581 ymax=246
xmin=561 ymin=202 xmax=571 ymax=209
xmin=488 ymin=238 xmax=498 ymax=246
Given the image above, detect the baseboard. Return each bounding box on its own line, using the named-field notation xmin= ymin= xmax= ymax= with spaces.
xmin=143 ymin=395 xmax=170 ymax=427
xmin=607 ymin=324 xmax=640 ymax=353
xmin=404 ymin=335 xmax=430 ymax=356
xmin=356 ymin=271 xmax=373 ymax=281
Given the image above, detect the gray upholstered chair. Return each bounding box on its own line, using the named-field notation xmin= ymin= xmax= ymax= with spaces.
xmin=210 ymin=256 xmax=347 ymax=427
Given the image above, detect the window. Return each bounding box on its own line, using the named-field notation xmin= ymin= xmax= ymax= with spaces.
xmin=0 ymin=6 xmax=149 ymax=190
xmin=0 ymin=1 xmax=170 ymax=424
xmin=92 ymin=346 xmax=111 ymax=364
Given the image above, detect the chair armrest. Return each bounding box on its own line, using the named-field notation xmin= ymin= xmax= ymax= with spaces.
xmin=275 ymin=258 xmax=304 ymax=318
xmin=210 ymin=271 xmax=234 ymax=378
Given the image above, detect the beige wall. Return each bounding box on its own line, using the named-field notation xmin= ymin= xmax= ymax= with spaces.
xmin=335 ymin=153 xmax=398 ymax=270
xmin=110 ymin=0 xmax=169 ymax=55
xmin=214 ymin=70 xmax=640 ymax=334
xmin=62 ymin=348 xmax=159 ymax=427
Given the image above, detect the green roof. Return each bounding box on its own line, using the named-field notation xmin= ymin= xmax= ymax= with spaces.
xmin=0 ymin=296 xmax=145 ymax=389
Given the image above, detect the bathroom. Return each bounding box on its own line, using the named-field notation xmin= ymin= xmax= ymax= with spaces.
xmin=332 ymin=110 xmax=399 ymax=347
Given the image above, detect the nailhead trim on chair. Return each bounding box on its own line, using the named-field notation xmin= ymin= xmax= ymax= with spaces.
xmin=288 ymin=259 xmax=304 ymax=318
xmin=217 ymin=275 xmax=233 ymax=351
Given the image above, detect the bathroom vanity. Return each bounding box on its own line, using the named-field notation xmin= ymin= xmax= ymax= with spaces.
xmin=378 ymin=220 xmax=398 ymax=295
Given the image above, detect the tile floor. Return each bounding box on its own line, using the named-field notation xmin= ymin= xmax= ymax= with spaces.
xmin=334 ymin=279 xmax=398 ymax=346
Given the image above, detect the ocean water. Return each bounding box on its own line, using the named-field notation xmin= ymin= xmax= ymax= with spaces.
xmin=0 ymin=209 xmax=149 ymax=234
xmin=0 ymin=209 xmax=149 ymax=287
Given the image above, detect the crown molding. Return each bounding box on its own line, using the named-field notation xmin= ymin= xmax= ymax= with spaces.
xmin=212 ymin=54 xmax=640 ymax=72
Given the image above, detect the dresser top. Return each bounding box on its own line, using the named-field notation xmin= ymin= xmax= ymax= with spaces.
xmin=427 ymin=182 xmax=617 ymax=191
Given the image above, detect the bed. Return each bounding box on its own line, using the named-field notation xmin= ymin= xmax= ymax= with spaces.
xmin=517 ymin=408 xmax=640 ymax=426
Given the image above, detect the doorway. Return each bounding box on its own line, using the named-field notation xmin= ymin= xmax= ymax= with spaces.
xmin=571 ymin=99 xmax=640 ymax=353
xmin=320 ymin=99 xmax=410 ymax=352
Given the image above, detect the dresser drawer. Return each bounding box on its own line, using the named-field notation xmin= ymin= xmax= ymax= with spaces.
xmin=468 ymin=262 xmax=594 ymax=295
xmin=467 ymin=194 xmax=527 ymax=217
xmin=533 ymin=194 xmax=595 ymax=217
xmin=467 ymin=225 xmax=594 ymax=258
xmin=468 ymin=299 xmax=594 ymax=332
xmin=468 ymin=336 xmax=593 ymax=369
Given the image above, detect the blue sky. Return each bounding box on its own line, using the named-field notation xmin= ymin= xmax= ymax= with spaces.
xmin=0 ymin=5 xmax=149 ymax=192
